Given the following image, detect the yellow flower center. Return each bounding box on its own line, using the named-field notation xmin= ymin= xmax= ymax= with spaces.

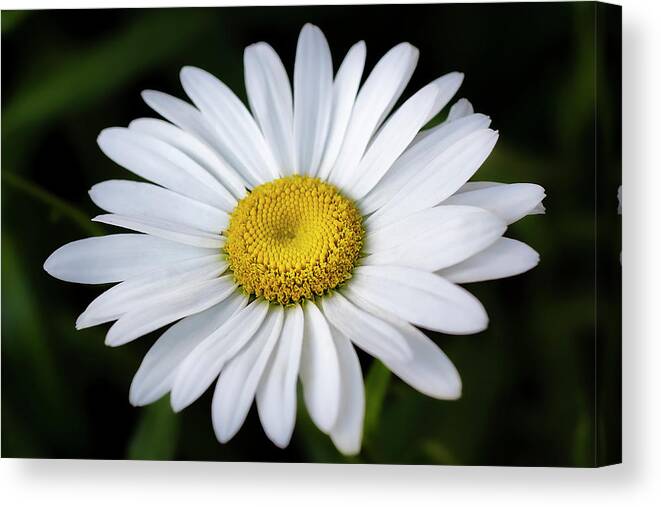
xmin=224 ymin=175 xmax=364 ymax=305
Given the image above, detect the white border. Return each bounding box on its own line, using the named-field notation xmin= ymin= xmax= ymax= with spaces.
xmin=2 ymin=0 xmax=660 ymax=505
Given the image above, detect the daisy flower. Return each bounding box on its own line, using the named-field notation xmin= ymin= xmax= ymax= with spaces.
xmin=44 ymin=24 xmax=545 ymax=455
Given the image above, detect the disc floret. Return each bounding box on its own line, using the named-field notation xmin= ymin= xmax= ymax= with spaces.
xmin=224 ymin=175 xmax=364 ymax=305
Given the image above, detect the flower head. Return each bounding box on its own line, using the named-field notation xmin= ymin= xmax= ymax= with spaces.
xmin=44 ymin=24 xmax=545 ymax=454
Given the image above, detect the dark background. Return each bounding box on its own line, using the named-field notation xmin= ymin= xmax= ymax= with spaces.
xmin=1 ymin=2 xmax=621 ymax=465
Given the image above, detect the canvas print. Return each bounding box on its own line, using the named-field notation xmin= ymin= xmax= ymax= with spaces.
xmin=1 ymin=2 xmax=621 ymax=466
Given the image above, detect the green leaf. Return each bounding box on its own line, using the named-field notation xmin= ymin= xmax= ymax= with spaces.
xmin=363 ymin=360 xmax=391 ymax=444
xmin=127 ymin=397 xmax=180 ymax=461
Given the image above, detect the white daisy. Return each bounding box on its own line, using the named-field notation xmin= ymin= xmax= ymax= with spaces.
xmin=44 ymin=24 xmax=545 ymax=455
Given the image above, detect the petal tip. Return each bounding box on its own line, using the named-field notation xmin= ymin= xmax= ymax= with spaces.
xmin=213 ymin=422 xmax=239 ymax=444
xmin=169 ymin=394 xmax=186 ymax=413
xmin=42 ymin=254 xmax=55 ymax=276
xmin=445 ymin=389 xmax=462 ymax=401
xmin=74 ymin=314 xmax=90 ymax=330
xmin=128 ymin=387 xmax=145 ymax=407
xmin=96 ymin=127 xmax=124 ymax=150
xmin=332 ymin=439 xmax=362 ymax=456
xmin=445 ymin=71 xmax=465 ymax=83
xmin=179 ymin=65 xmax=201 ymax=84
xmin=301 ymin=22 xmax=321 ymax=34
xmin=169 ymin=383 xmax=195 ymax=413
xmin=267 ymin=431 xmax=293 ymax=449
xmin=140 ymin=89 xmax=162 ymax=106
xmin=104 ymin=327 xmax=126 ymax=348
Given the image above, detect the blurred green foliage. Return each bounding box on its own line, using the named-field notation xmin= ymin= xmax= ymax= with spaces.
xmin=1 ymin=3 xmax=620 ymax=465
xmin=126 ymin=397 xmax=180 ymax=461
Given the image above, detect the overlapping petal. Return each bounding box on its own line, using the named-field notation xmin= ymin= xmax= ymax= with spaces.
xmin=180 ymin=66 xmax=281 ymax=185
xmin=299 ymin=301 xmax=341 ymax=433
xmin=212 ymin=306 xmax=284 ymax=443
xmin=170 ymin=299 xmax=270 ymax=412
xmin=44 ymin=234 xmax=216 ymax=284
xmin=89 ymin=180 xmax=229 ymax=234
xmin=129 ymin=290 xmax=248 ymax=406
xmin=328 ymin=42 xmax=419 ymax=187
xmin=360 ymin=113 xmax=492 ymax=214
xmin=77 ymin=255 xmax=225 ymax=329
xmin=104 ymin=275 xmax=236 ymax=346
xmin=362 ymin=205 xmax=506 ymax=271
xmin=349 ymin=265 xmax=489 ymax=335
xmin=438 ymin=237 xmax=540 ymax=283
xmin=97 ymin=127 xmax=235 ymax=210
xmin=256 ymin=305 xmax=304 ymax=447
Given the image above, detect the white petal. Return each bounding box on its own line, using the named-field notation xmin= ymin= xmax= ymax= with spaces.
xmin=408 ymin=113 xmax=492 ymax=162
xmin=346 ymin=82 xmax=441 ymax=200
xmin=454 ymin=181 xmax=547 ymax=216
xmin=362 ymin=205 xmax=506 ymax=271
xmin=256 ymin=304 xmax=304 ymax=448
xmin=77 ymin=255 xmax=225 ymax=329
xmin=44 ymin=234 xmax=214 ymax=284
xmin=180 ymin=66 xmax=280 ymax=185
xmin=411 ymin=96 xmax=474 ymax=147
xmin=372 ymin=44 xmax=420 ymax=127
xmin=317 ymin=41 xmax=366 ymax=180
xmin=443 ymin=183 xmax=546 ymax=225
xmin=141 ymin=91 xmax=255 ymax=190
xmin=93 ymin=214 xmax=224 ymax=249
xmin=447 ymin=98 xmax=474 ymax=121
xmin=293 ymin=24 xmax=333 ymax=175
xmin=328 ymin=42 xmax=419 ymax=187
xmin=366 ymin=129 xmax=499 ymax=229
xmin=129 ymin=118 xmax=247 ymax=200
xmin=422 ymin=72 xmax=464 ymax=123
xmin=346 ymin=290 xmax=461 ymax=400
xmin=328 ymin=328 xmax=364 ymax=456
xmin=320 ymin=291 xmax=412 ymax=363
xmin=438 ymin=237 xmax=540 ymax=284
xmin=369 ymin=72 xmax=463 ymax=158
xmin=299 ymin=301 xmax=341 ymax=433
xmin=169 ymin=299 xmax=269 ymax=412
xmin=89 ymin=180 xmax=229 ymax=234
xmin=386 ymin=325 xmax=461 ymax=400
xmin=244 ymin=42 xmax=294 ymax=174
xmin=97 ymin=127 xmax=234 ymax=210
xmin=350 ymin=265 xmax=488 ymax=334
xmin=212 ymin=306 xmax=284 ymax=443
xmin=105 ymin=275 xmax=236 ymax=347
xmin=455 ymin=181 xmax=505 ymax=193
xmin=359 ymin=113 xmax=491 ymax=215
xmin=129 ymin=290 xmax=248 ymax=406
xmin=141 ymin=90 xmax=219 ymax=148
xmin=142 ymin=90 xmax=216 ymax=146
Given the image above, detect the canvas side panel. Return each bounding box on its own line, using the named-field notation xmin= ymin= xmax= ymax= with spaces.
xmin=595 ymin=0 xmax=622 ymax=467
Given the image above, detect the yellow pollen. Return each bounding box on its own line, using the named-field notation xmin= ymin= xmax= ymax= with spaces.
xmin=224 ymin=175 xmax=364 ymax=305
